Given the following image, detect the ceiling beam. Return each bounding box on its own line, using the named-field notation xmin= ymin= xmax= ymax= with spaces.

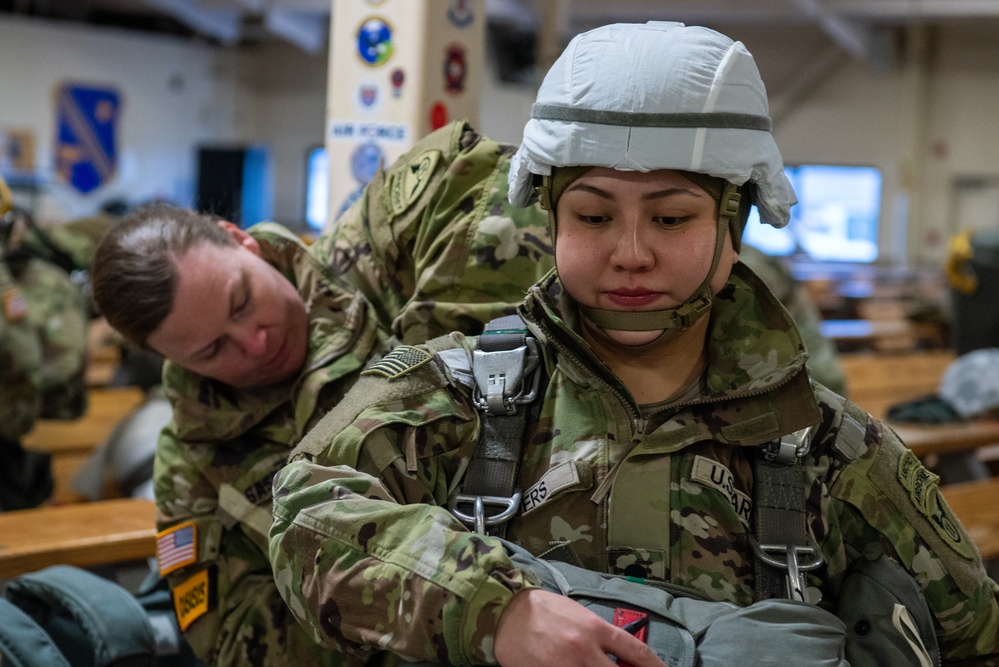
xmin=137 ymin=0 xmax=242 ymax=44
xmin=264 ymin=7 xmax=326 ymax=53
xmin=792 ymin=0 xmax=895 ymax=70
xmin=830 ymin=0 xmax=999 ymax=20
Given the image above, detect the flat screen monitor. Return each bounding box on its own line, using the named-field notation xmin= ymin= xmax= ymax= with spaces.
xmin=305 ymin=145 xmax=328 ymax=231
xmin=742 ymin=164 xmax=882 ymax=263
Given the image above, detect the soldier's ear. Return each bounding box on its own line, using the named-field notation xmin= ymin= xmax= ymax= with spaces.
xmin=217 ymin=220 xmax=261 ymax=256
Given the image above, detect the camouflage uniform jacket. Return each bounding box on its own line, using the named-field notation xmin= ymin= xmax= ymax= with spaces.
xmin=156 ymin=223 xmax=392 ymax=666
xmin=271 ymin=262 xmax=999 ymax=665
xmin=0 ymin=256 xmax=42 ymax=441
xmin=15 ymin=254 xmax=89 ymax=419
xmin=314 ymin=119 xmax=553 ymax=345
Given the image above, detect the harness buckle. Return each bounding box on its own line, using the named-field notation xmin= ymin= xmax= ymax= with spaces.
xmin=748 ymin=534 xmax=824 ymax=601
xmin=471 ymin=338 xmax=541 ymax=416
xmin=449 ymin=492 xmax=523 ymax=534
xmin=760 ymin=427 xmax=812 ymax=465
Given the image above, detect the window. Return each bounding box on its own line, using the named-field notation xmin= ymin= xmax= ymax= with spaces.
xmin=305 ymin=146 xmax=328 ymax=231
xmin=742 ymin=164 xmax=882 ymax=263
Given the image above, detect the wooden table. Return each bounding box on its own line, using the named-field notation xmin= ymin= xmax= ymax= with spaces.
xmin=890 ymin=419 xmax=999 ymax=458
xmin=21 ymin=387 xmax=148 ymax=503
xmin=941 ymin=479 xmax=999 ymax=559
xmin=887 ymin=419 xmax=999 ymax=483
xmin=841 ymin=350 xmax=955 ymax=419
xmin=0 ymin=498 xmax=157 ymax=579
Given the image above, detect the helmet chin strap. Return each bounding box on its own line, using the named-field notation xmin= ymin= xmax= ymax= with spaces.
xmin=577 ymin=182 xmax=741 ymax=347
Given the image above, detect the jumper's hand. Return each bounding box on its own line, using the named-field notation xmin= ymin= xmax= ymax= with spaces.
xmin=494 ymin=589 xmax=666 ymax=667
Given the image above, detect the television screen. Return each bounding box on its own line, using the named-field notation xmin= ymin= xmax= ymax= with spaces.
xmin=742 ymin=164 xmax=882 ymax=263
xmin=305 ymin=146 xmax=328 ymax=231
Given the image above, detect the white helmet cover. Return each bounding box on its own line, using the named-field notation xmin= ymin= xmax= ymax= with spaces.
xmin=509 ymin=21 xmax=796 ymax=228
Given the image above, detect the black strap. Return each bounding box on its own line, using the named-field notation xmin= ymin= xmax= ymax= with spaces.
xmin=451 ymin=315 xmax=537 ymax=537
xmin=750 ymin=433 xmax=824 ymax=601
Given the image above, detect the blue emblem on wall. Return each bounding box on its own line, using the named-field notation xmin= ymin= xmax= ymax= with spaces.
xmin=55 ymin=83 xmax=120 ymax=194
xmin=356 ymin=18 xmax=394 ymax=66
xmin=350 ymin=142 xmax=384 ymax=185
xmin=447 ymin=0 xmax=474 ymax=27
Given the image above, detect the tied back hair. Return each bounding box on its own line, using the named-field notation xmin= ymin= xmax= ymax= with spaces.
xmin=91 ymin=204 xmax=235 ymax=349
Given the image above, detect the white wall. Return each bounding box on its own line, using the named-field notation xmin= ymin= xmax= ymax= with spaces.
xmin=0 ymin=15 xmax=326 ymax=229
xmin=0 ymin=16 xmax=248 ymax=223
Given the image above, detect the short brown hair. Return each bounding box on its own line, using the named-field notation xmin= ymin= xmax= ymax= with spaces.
xmin=91 ymin=204 xmax=237 ymax=348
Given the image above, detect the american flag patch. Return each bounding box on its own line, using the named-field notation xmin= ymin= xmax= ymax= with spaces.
xmin=362 ymin=345 xmax=433 ymax=379
xmin=157 ymin=521 xmax=197 ymax=575
xmin=2 ymin=287 xmax=28 ymax=322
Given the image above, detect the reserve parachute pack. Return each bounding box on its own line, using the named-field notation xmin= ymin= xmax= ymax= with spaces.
xmin=0 ymin=565 xmax=202 ymax=667
xmin=440 ymin=315 xmax=939 ymax=666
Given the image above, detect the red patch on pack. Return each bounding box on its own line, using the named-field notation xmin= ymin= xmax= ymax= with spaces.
xmin=613 ymin=608 xmax=648 ymax=667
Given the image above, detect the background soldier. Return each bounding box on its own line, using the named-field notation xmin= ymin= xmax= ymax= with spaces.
xmin=0 ymin=174 xmax=89 ymax=511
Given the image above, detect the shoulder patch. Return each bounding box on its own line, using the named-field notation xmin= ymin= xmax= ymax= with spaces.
xmin=171 ymin=567 xmax=213 ymax=631
xmin=2 ymin=286 xmax=28 ymax=322
xmin=896 ymin=449 xmax=977 ymax=560
xmin=157 ymin=520 xmax=198 ymax=575
xmin=388 ymin=149 xmax=441 ymax=215
xmin=363 ymin=345 xmax=434 ymax=379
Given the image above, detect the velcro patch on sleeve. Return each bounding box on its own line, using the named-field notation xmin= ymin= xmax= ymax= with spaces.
xmin=362 ymin=345 xmax=433 ymax=379
xmin=690 ymin=455 xmax=752 ymax=526
xmin=896 ymin=449 xmax=977 ymax=560
xmin=157 ymin=520 xmax=198 ymax=575
xmin=388 ymin=149 xmax=441 ymax=216
xmin=2 ymin=287 xmax=28 ymax=322
xmin=171 ymin=567 xmax=212 ymax=631
xmin=520 ymin=461 xmax=589 ymax=515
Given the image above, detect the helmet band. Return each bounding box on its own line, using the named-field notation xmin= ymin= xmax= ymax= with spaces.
xmin=531 ymin=104 xmax=773 ymax=131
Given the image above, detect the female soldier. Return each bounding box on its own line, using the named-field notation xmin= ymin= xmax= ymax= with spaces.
xmin=91 ymin=121 xmax=552 ymax=666
xmin=269 ymin=22 xmax=999 ymax=666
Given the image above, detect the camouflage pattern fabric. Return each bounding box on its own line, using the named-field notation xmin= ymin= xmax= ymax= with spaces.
xmin=12 ymin=255 xmax=88 ymax=419
xmin=0 ymin=256 xmax=43 ymax=441
xmin=270 ymin=262 xmax=999 ymax=665
xmin=738 ymin=244 xmax=847 ymax=396
xmin=157 ymin=120 xmax=552 ymax=667
xmin=30 ymin=213 xmax=118 ymax=272
xmin=314 ymin=119 xmax=553 ymax=345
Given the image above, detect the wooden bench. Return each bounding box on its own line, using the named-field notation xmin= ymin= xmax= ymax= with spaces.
xmin=890 ymin=420 xmax=999 ymax=459
xmin=0 ymin=498 xmax=157 ymax=580
xmin=841 ymin=350 xmax=955 ymax=420
xmin=21 ymin=387 xmax=148 ymax=504
xmin=941 ymin=478 xmax=999 ymax=560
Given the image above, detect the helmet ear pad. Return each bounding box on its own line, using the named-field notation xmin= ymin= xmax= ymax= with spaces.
xmin=728 ymin=182 xmax=754 ymax=254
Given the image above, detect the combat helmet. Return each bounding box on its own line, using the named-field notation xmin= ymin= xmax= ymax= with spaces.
xmin=508 ymin=21 xmax=796 ymax=340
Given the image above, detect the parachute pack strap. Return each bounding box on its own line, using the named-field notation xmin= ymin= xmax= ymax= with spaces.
xmin=0 ymin=597 xmax=72 ymax=667
xmin=750 ymin=429 xmax=824 ymax=602
xmin=449 ymin=315 xmax=540 ymax=537
xmin=218 ymin=483 xmax=273 ymax=550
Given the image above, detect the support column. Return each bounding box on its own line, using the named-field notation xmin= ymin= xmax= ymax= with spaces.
xmin=325 ymin=0 xmax=485 ymax=229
